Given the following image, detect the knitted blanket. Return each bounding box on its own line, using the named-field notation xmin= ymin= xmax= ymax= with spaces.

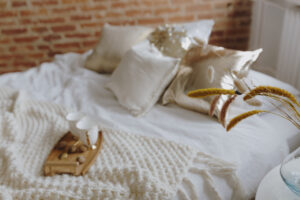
xmin=0 ymin=87 xmax=245 ymax=200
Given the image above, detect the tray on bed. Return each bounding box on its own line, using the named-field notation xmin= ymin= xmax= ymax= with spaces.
xmin=44 ymin=131 xmax=103 ymax=176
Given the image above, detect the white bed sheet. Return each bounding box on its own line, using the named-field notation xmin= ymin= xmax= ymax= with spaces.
xmin=1 ymin=52 xmax=299 ymax=199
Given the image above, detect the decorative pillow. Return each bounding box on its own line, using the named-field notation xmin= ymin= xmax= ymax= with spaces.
xmin=106 ymin=41 xmax=180 ymax=117
xmin=148 ymin=20 xmax=214 ymax=58
xmin=84 ymin=23 xmax=153 ymax=73
xmin=162 ymin=44 xmax=263 ymax=117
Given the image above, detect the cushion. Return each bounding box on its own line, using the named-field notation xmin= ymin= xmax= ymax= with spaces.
xmin=106 ymin=41 xmax=180 ymax=116
xmin=84 ymin=23 xmax=153 ymax=73
xmin=148 ymin=20 xmax=214 ymax=58
xmin=162 ymin=44 xmax=263 ymax=117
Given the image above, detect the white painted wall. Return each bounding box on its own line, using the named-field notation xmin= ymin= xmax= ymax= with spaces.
xmin=250 ymin=0 xmax=300 ymax=89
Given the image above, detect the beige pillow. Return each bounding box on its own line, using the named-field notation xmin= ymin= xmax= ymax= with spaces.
xmin=84 ymin=23 xmax=153 ymax=73
xmin=106 ymin=41 xmax=180 ymax=117
xmin=162 ymin=44 xmax=263 ymax=116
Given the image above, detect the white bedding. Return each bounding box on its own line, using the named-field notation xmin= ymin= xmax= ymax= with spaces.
xmin=1 ymin=52 xmax=299 ymax=199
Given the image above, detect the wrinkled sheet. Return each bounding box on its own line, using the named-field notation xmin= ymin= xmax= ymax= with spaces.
xmin=0 ymin=51 xmax=299 ymax=199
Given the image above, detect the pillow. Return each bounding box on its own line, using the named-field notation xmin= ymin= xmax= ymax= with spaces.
xmin=162 ymin=44 xmax=263 ymax=117
xmin=106 ymin=41 xmax=180 ymax=117
xmin=84 ymin=23 xmax=153 ymax=73
xmin=148 ymin=20 xmax=214 ymax=58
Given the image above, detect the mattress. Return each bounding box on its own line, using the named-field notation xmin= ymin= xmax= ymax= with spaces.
xmin=0 ymin=51 xmax=299 ymax=199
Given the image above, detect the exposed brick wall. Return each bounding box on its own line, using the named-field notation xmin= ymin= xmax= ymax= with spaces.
xmin=0 ymin=0 xmax=252 ymax=74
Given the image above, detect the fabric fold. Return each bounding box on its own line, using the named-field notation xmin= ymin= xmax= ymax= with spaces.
xmin=0 ymin=87 xmax=245 ymax=200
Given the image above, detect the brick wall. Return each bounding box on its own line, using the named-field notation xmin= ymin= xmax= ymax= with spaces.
xmin=0 ymin=0 xmax=252 ymax=74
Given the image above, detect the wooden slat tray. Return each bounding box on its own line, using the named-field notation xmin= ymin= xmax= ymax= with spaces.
xmin=44 ymin=131 xmax=103 ymax=176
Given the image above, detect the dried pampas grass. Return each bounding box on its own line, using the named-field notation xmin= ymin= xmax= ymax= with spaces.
xmin=188 ymin=88 xmax=240 ymax=98
xmin=244 ymin=86 xmax=299 ymax=106
xmin=226 ymin=110 xmax=265 ymax=131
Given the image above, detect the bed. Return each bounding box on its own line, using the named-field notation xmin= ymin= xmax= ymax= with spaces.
xmin=0 ymin=50 xmax=299 ymax=199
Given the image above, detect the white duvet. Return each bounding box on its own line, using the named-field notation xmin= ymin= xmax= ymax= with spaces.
xmin=0 ymin=52 xmax=299 ymax=199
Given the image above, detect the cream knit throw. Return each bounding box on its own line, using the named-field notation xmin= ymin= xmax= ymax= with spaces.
xmin=0 ymin=87 xmax=246 ymax=200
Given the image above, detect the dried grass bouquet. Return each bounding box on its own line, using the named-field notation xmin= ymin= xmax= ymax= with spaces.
xmin=188 ymin=86 xmax=300 ymax=131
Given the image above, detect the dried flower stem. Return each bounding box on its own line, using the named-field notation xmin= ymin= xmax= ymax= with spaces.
xmin=188 ymin=88 xmax=240 ymax=98
xmin=209 ymin=95 xmax=220 ymax=117
xmin=264 ymin=94 xmax=300 ymax=120
xmin=226 ymin=110 xmax=265 ymax=131
xmin=244 ymin=86 xmax=299 ymax=106
xmin=219 ymin=95 xmax=237 ymax=127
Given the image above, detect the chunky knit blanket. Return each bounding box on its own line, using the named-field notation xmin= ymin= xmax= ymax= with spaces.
xmin=0 ymin=87 xmax=245 ymax=200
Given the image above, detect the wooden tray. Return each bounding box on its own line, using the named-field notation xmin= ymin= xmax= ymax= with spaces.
xmin=44 ymin=131 xmax=103 ymax=176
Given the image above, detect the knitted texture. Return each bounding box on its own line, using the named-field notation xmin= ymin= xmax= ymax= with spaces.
xmin=0 ymin=87 xmax=245 ymax=200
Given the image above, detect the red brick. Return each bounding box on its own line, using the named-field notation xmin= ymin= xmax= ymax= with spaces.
xmin=168 ymin=15 xmax=194 ymax=23
xmin=0 ymin=63 xmax=7 ymax=68
xmin=0 ymin=21 xmax=16 ymax=26
xmin=0 ymin=55 xmax=13 ymax=60
xmin=0 ymin=38 xmax=11 ymax=44
xmin=14 ymin=36 xmax=39 ymax=43
xmin=80 ymin=22 xmax=103 ymax=28
xmin=32 ymin=27 xmax=48 ymax=33
xmin=48 ymin=50 xmax=63 ymax=57
xmin=32 ymin=0 xmax=58 ymax=6
xmin=13 ymin=61 xmax=36 ymax=67
xmin=2 ymin=28 xmax=27 ymax=35
xmin=52 ymin=6 xmax=76 ymax=13
xmin=0 ymin=69 xmax=22 ymax=74
xmin=9 ymin=45 xmax=35 ymax=52
xmin=186 ymin=3 xmax=212 ymax=12
xmin=112 ymin=2 xmax=139 ymax=8
xmin=43 ymin=34 xmax=62 ymax=42
xmin=106 ymin=20 xmax=135 ymax=26
xmin=0 ymin=11 xmax=17 ymax=18
xmin=54 ymin=42 xmax=81 ymax=49
xmin=27 ymin=53 xmax=44 ymax=59
xmin=80 ymin=5 xmax=106 ymax=11
xmin=38 ymin=45 xmax=51 ymax=50
xmin=137 ymin=17 xmax=165 ymax=25
xmin=9 ymin=46 xmax=17 ymax=52
xmin=82 ymin=40 xmax=98 ymax=48
xmin=154 ymin=7 xmax=180 ymax=15
xmin=20 ymin=19 xmax=38 ymax=25
xmin=214 ymin=1 xmax=233 ymax=9
xmin=0 ymin=2 xmax=7 ymax=8
xmin=20 ymin=9 xmax=48 ymax=16
xmin=106 ymin=12 xmax=123 ymax=18
xmin=0 ymin=47 xmax=5 ymax=53
xmin=141 ymin=0 xmax=169 ymax=7
xmin=171 ymin=0 xmax=193 ymax=4
xmin=95 ymin=31 xmax=101 ymax=37
xmin=210 ymin=30 xmax=224 ymax=38
xmin=65 ymin=33 xmax=91 ymax=38
xmin=125 ymin=9 xmax=152 ymax=17
xmin=70 ymin=15 xmax=92 ymax=21
xmin=197 ymin=12 xmax=214 ymax=19
xmin=214 ymin=11 xmax=227 ymax=18
xmin=51 ymin=25 xmax=76 ymax=32
xmin=12 ymin=1 xmax=27 ymax=7
xmin=62 ymin=0 xmax=88 ymax=4
xmin=39 ymin=18 xmax=65 ymax=24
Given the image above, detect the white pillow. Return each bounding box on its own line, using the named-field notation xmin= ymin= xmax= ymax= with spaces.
xmin=106 ymin=41 xmax=180 ymax=116
xmin=84 ymin=23 xmax=153 ymax=73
